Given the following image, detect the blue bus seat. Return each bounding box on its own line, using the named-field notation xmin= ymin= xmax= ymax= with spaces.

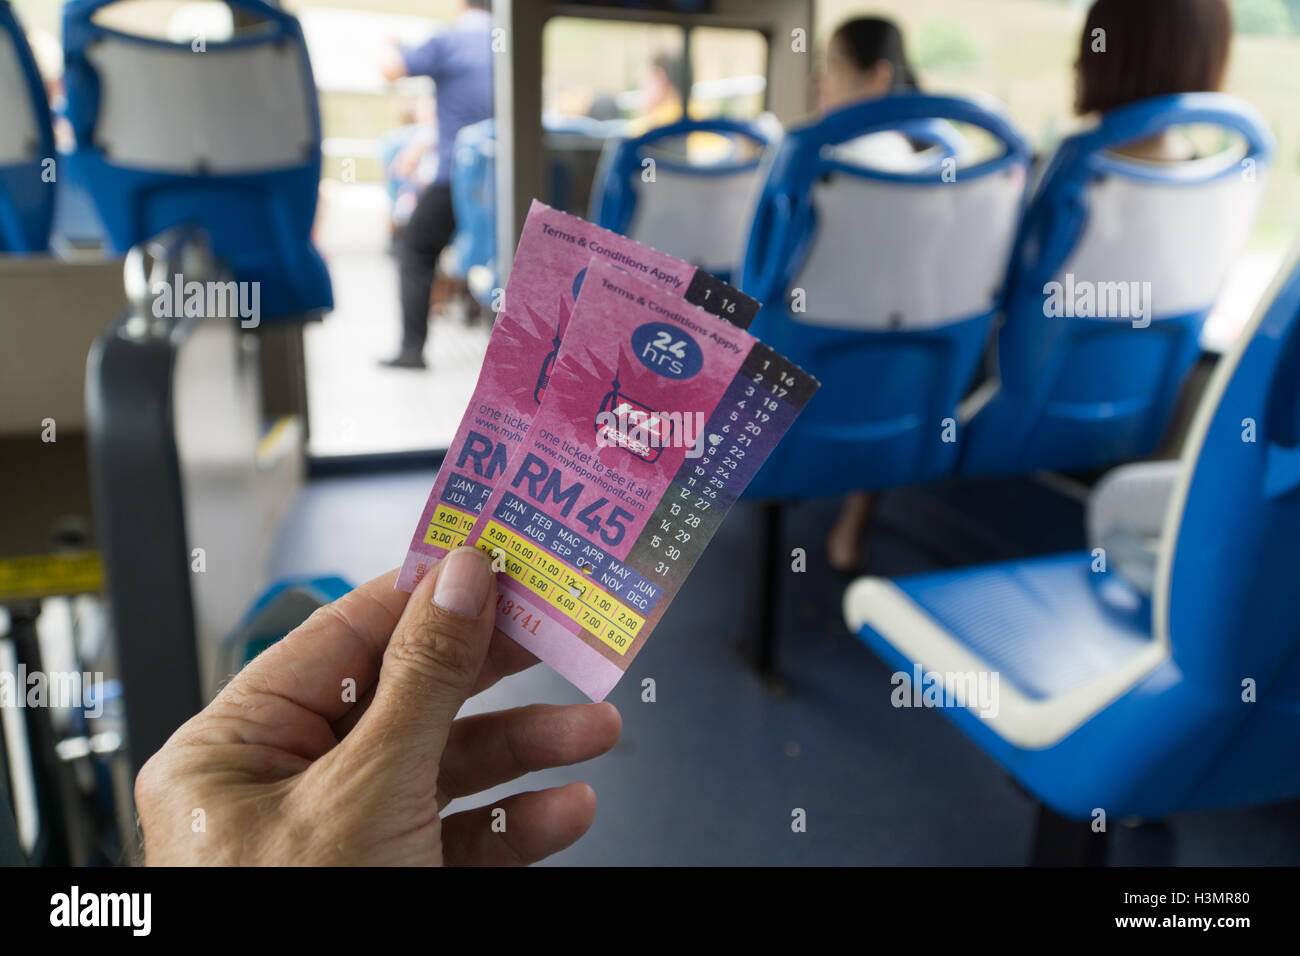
xmin=959 ymin=93 xmax=1274 ymax=477
xmin=590 ymin=117 xmax=772 ymax=283
xmin=62 ymin=0 xmax=332 ymax=321
xmin=846 ymin=237 xmax=1300 ymax=820
xmin=739 ymin=94 xmax=1032 ymax=499
xmin=221 ymin=574 xmax=353 ymax=671
xmin=0 ymin=0 xmax=56 ymax=252
xmin=443 ymin=118 xmax=497 ymax=306
xmin=50 ymin=148 xmax=111 ymax=249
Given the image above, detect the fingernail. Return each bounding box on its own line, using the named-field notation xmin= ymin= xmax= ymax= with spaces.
xmin=433 ymin=547 xmax=491 ymax=617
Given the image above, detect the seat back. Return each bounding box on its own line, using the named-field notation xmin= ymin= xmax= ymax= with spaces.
xmin=738 ymin=94 xmax=1031 ymax=497
xmin=0 ymin=1 xmax=55 ymax=252
xmin=961 ymin=93 xmax=1273 ymax=476
xmin=1151 ymin=239 xmax=1300 ymax=806
xmin=590 ymin=117 xmax=771 ymax=282
xmin=62 ymin=0 xmax=331 ymax=321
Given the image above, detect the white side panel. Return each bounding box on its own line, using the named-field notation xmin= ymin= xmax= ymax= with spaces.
xmin=1087 ymin=461 xmax=1181 ymax=549
xmin=1060 ymin=174 xmax=1262 ymax=319
xmin=87 ymin=37 xmax=314 ymax=173
xmin=0 ymin=29 xmax=38 ymax=164
xmin=790 ymin=169 xmax=1025 ymax=330
xmin=1086 ymin=460 xmax=1181 ymax=596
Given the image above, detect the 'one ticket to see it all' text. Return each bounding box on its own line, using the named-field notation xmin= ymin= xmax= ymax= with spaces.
xmin=461 ymin=258 xmax=818 ymax=701
xmin=396 ymin=200 xmax=758 ymax=592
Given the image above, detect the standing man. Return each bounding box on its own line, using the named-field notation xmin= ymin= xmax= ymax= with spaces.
xmin=380 ymin=1 xmax=494 ymax=369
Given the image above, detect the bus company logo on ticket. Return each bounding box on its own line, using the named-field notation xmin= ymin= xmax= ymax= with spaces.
xmin=631 ymin=322 xmax=703 ymax=379
xmin=594 ymin=394 xmax=708 ymax=462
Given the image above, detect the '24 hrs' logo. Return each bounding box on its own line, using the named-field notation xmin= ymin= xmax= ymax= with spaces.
xmin=631 ymin=322 xmax=702 ymax=379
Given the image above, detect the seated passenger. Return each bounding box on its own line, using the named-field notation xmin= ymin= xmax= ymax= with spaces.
xmin=1074 ymin=0 xmax=1232 ymax=164
xmin=627 ymin=51 xmax=688 ymax=137
xmin=827 ymin=0 xmax=1237 ymax=573
xmin=818 ymin=16 xmax=922 ymax=172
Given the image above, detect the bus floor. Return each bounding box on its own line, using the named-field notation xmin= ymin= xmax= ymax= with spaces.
xmin=268 ymin=469 xmax=1300 ymax=865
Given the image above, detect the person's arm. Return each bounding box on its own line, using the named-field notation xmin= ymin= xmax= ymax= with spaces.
xmin=384 ymin=33 xmax=444 ymax=84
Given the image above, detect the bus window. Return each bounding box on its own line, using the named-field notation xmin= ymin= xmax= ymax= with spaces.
xmin=542 ymin=16 xmax=686 ymax=127
xmin=688 ymin=26 xmax=768 ymax=120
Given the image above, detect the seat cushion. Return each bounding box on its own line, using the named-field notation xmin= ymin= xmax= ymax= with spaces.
xmin=898 ymin=553 xmax=1152 ymax=700
xmin=845 ymin=551 xmax=1169 ymax=749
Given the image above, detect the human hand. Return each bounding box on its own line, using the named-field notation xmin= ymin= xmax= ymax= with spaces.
xmin=134 ymin=548 xmax=622 ymax=865
xmin=379 ymin=39 xmax=409 ymax=84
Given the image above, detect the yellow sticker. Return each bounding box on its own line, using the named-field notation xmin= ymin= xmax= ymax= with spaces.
xmin=424 ymin=504 xmax=476 ymax=548
xmin=0 ymin=551 xmax=104 ymax=602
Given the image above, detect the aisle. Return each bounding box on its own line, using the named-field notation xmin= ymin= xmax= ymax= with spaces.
xmin=306 ymin=182 xmax=490 ymax=457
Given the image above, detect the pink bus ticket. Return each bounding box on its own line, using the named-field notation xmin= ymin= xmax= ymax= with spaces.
xmin=396 ymin=200 xmax=758 ymax=591
xmin=462 ymin=258 xmax=818 ymax=700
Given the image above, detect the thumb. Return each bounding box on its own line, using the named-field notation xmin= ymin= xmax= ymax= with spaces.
xmin=348 ymin=546 xmax=498 ymax=769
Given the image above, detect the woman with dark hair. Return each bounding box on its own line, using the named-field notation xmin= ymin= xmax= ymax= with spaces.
xmin=819 ymin=16 xmax=917 ymax=111
xmin=1074 ymin=0 xmax=1232 ymax=161
xmin=818 ymin=16 xmax=922 ymax=171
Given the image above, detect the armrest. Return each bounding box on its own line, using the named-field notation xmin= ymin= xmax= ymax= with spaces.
xmin=1086 ymin=460 xmax=1181 ymax=595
